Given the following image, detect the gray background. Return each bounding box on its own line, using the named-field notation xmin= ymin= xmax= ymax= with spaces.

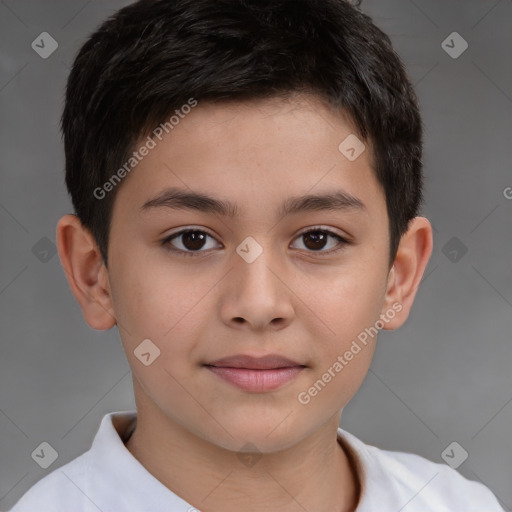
xmin=1 ymin=0 xmax=511 ymax=510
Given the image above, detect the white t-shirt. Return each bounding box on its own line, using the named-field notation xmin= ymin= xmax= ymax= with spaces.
xmin=7 ymin=410 xmax=504 ymax=512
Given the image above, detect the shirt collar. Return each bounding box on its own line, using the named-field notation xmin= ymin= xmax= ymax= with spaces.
xmin=88 ymin=410 xmax=194 ymax=511
xmin=90 ymin=410 xmax=389 ymax=511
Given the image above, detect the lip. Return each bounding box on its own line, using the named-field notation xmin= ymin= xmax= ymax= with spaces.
xmin=206 ymin=354 xmax=303 ymax=369
xmin=204 ymin=354 xmax=306 ymax=392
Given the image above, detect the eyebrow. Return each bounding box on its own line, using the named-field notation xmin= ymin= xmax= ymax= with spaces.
xmin=140 ymin=186 xmax=366 ymax=218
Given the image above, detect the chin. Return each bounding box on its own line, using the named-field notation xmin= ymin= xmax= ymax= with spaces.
xmin=202 ymin=416 xmax=309 ymax=454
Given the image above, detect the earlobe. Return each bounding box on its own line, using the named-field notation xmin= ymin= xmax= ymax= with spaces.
xmin=380 ymin=216 xmax=433 ymax=330
xmin=56 ymin=214 xmax=116 ymax=331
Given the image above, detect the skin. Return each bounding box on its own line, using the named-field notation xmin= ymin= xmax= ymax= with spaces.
xmin=56 ymin=93 xmax=433 ymax=512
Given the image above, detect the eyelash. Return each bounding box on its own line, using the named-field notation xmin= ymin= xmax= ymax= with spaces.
xmin=160 ymin=227 xmax=351 ymax=258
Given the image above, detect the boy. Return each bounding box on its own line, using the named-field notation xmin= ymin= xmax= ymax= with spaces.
xmin=8 ymin=0 xmax=505 ymax=510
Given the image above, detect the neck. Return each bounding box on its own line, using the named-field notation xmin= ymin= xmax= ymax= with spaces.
xmin=125 ymin=391 xmax=360 ymax=512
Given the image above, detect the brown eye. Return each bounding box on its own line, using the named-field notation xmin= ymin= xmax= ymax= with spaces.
xmin=162 ymin=229 xmax=220 ymax=257
xmin=179 ymin=230 xmax=208 ymax=251
xmin=161 ymin=226 xmax=350 ymax=258
xmin=302 ymin=231 xmax=328 ymax=251
xmin=292 ymin=228 xmax=349 ymax=255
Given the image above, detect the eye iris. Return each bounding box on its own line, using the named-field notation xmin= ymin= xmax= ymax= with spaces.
xmin=182 ymin=231 xmax=207 ymax=251
xmin=174 ymin=230 xmax=336 ymax=253
xmin=303 ymin=231 xmax=327 ymax=251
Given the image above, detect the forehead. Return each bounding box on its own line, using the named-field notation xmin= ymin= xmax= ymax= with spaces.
xmin=111 ymin=94 xmax=384 ymax=223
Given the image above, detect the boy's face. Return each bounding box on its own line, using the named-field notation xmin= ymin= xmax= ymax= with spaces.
xmin=62 ymin=94 xmax=428 ymax=453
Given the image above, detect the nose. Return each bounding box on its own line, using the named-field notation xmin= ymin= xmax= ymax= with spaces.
xmin=219 ymin=240 xmax=295 ymax=332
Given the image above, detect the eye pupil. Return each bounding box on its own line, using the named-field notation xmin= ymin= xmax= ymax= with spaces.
xmin=303 ymin=231 xmax=327 ymax=251
xmin=182 ymin=230 xmax=207 ymax=250
xmin=165 ymin=227 xmax=345 ymax=257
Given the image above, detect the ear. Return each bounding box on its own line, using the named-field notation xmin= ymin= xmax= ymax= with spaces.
xmin=56 ymin=214 xmax=116 ymax=330
xmin=380 ymin=216 xmax=433 ymax=330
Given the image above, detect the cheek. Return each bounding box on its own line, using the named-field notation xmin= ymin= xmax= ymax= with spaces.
xmin=109 ymin=256 xmax=217 ymax=366
xmin=300 ymin=255 xmax=387 ymax=401
xmin=110 ymin=263 xmax=207 ymax=409
xmin=295 ymin=272 xmax=382 ymax=413
xmin=112 ymin=253 xmax=187 ymax=328
xmin=304 ymin=262 xmax=386 ymax=351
